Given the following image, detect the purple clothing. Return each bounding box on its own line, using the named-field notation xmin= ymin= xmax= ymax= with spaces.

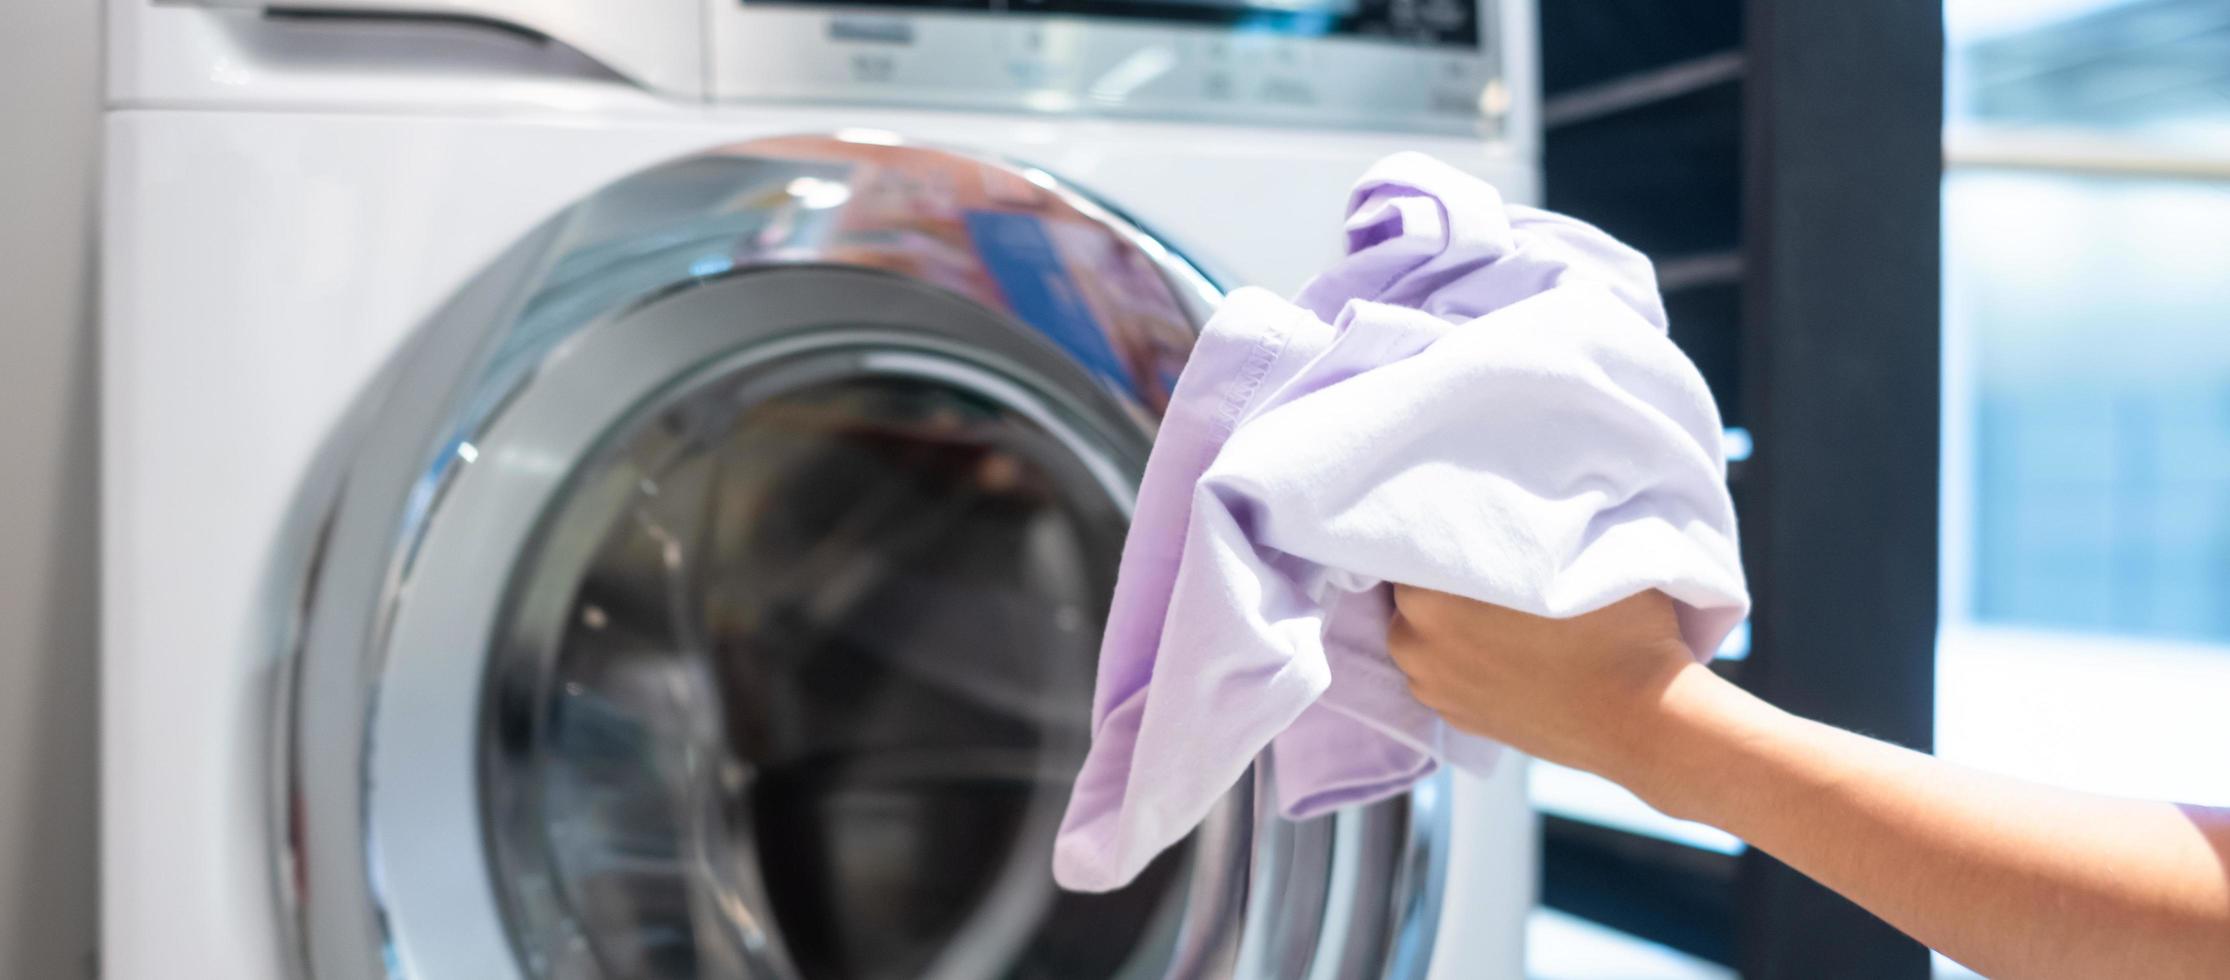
xmin=1052 ymin=153 xmax=1750 ymax=893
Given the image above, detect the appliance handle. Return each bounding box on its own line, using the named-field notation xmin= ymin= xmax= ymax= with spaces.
xmin=195 ymin=0 xmax=706 ymax=96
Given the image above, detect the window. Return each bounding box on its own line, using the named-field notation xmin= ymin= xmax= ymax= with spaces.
xmin=1940 ymin=0 xmax=2230 ymax=810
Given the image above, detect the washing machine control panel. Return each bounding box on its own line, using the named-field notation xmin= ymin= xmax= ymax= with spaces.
xmin=709 ymin=0 xmax=1507 ymax=134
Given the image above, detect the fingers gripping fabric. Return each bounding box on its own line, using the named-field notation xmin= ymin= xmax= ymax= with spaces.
xmin=1052 ymin=153 xmax=1749 ymax=892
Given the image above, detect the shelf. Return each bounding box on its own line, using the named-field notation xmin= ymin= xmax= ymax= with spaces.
xmin=1546 ymin=79 xmax=1743 ymax=261
xmin=1544 ymin=50 xmax=1745 ymax=129
xmin=1654 ymin=250 xmax=1744 ymax=292
xmin=1539 ymin=815 xmax=1738 ymax=968
xmin=1540 ymin=0 xmax=1744 ymax=96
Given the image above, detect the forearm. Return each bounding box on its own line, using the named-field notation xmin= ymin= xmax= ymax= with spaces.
xmin=1619 ymin=664 xmax=2230 ymax=979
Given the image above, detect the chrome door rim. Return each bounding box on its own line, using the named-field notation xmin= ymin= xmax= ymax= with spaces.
xmin=273 ymin=134 xmax=1450 ymax=980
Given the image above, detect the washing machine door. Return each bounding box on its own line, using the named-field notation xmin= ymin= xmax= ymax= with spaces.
xmin=279 ymin=136 xmax=1451 ymax=980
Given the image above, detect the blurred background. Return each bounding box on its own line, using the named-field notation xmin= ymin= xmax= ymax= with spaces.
xmin=1526 ymin=1 xmax=2230 ymax=976
xmin=1937 ymin=0 xmax=2230 ymax=810
xmin=2 ymin=1 xmax=2226 ymax=978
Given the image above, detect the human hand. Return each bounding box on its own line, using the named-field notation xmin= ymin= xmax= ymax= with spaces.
xmin=1386 ymin=586 xmax=1711 ymax=786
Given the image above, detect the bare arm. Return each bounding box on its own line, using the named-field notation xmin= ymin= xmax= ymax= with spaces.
xmin=1387 ymin=587 xmax=2230 ymax=979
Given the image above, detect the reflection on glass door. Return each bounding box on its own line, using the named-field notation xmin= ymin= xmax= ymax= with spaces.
xmin=486 ymin=369 xmax=1191 ymax=980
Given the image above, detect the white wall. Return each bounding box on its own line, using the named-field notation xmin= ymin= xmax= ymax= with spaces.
xmin=0 ymin=0 xmax=102 ymax=976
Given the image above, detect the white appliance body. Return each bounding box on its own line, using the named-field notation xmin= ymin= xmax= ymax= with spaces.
xmin=102 ymin=2 xmax=1541 ymax=978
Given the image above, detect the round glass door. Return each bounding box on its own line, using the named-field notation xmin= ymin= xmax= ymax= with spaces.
xmin=484 ymin=359 xmax=1188 ymax=980
xmin=279 ymin=137 xmax=1442 ymax=980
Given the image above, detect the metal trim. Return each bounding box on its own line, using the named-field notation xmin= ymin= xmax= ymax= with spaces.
xmin=275 ymin=134 xmax=1448 ymax=980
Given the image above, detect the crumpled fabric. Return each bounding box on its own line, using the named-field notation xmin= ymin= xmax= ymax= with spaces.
xmin=1049 ymin=152 xmax=1751 ymax=893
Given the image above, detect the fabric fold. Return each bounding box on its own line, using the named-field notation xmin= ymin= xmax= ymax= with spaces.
xmin=1053 ymin=152 xmax=1749 ymax=893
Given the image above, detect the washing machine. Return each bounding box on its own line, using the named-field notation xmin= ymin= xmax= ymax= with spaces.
xmin=101 ymin=1 xmax=1542 ymax=978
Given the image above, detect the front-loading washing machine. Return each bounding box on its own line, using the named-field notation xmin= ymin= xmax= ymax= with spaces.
xmin=101 ymin=2 xmax=1542 ymax=978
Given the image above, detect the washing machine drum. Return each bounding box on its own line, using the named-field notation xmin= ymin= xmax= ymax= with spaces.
xmin=280 ymin=136 xmax=1448 ymax=980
